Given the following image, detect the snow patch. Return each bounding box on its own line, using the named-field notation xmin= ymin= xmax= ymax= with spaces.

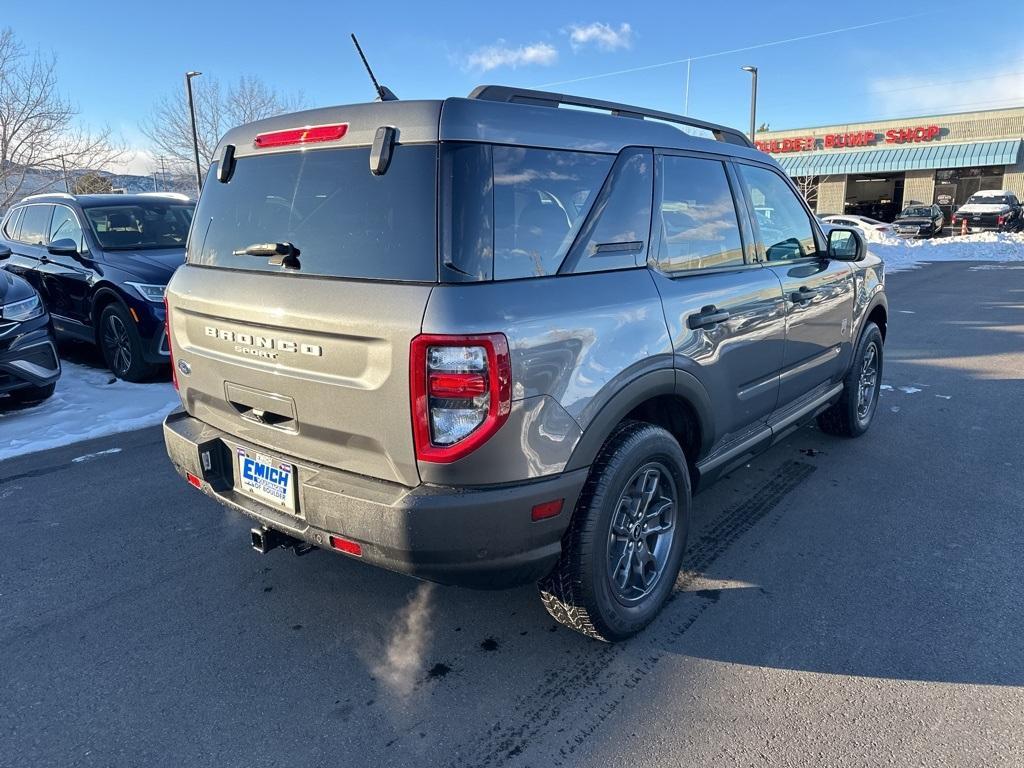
xmin=72 ymin=447 xmax=123 ymax=464
xmin=862 ymin=230 xmax=1024 ymax=273
xmin=0 ymin=363 xmax=180 ymax=462
xmin=898 ymin=386 xmax=922 ymax=394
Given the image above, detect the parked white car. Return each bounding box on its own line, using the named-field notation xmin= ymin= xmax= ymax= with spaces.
xmin=820 ymin=214 xmax=892 ymax=235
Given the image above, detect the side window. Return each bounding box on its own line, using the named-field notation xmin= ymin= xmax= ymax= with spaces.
xmin=493 ymin=146 xmax=613 ymax=279
xmin=738 ymin=164 xmax=818 ymax=262
xmin=654 ymin=155 xmax=745 ymax=272
xmin=18 ymin=205 xmax=54 ymax=246
xmin=3 ymin=207 xmax=25 ymax=240
xmin=49 ymin=206 xmax=85 ymax=251
xmin=566 ymin=148 xmax=653 ymax=274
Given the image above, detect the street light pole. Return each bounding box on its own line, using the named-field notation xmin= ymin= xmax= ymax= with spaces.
xmin=741 ymin=65 xmax=758 ymax=144
xmin=185 ymin=71 xmax=203 ymax=194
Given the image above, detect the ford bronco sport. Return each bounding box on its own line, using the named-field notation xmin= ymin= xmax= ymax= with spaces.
xmin=163 ymin=86 xmax=887 ymax=641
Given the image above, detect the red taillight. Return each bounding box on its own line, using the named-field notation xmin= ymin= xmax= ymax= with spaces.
xmin=186 ymin=471 xmax=202 ymax=489
xmin=410 ymin=333 xmax=511 ymax=463
xmin=329 ymin=536 xmax=362 ymax=556
xmin=253 ymin=123 xmax=348 ymax=149
xmin=164 ymin=297 xmax=177 ymax=391
xmin=531 ymin=499 xmax=564 ymax=521
xmin=997 ymin=215 xmax=1005 ymax=226
xmin=428 ymin=372 xmax=488 ymax=398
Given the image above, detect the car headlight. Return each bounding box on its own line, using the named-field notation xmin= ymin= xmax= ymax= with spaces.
xmin=1 ymin=293 xmax=44 ymax=322
xmin=125 ymin=283 xmax=167 ymax=303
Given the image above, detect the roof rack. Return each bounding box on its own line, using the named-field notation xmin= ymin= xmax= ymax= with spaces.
xmin=468 ymin=85 xmax=753 ymax=148
xmin=22 ymin=192 xmax=75 ymax=201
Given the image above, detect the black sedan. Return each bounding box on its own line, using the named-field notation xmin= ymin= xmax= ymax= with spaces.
xmin=0 ymin=252 xmax=60 ymax=404
xmin=892 ymin=204 xmax=944 ymax=238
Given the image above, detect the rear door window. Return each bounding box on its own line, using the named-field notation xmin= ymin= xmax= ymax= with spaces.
xmin=3 ymin=207 xmax=24 ymax=240
xmin=655 ymin=156 xmax=745 ymax=272
xmin=18 ymin=205 xmax=53 ymax=246
xmin=492 ymin=146 xmax=613 ymax=279
xmin=190 ymin=144 xmax=438 ymax=281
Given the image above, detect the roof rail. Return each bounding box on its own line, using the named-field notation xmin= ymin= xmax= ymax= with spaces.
xmin=22 ymin=192 xmax=75 ymax=201
xmin=138 ymin=192 xmax=191 ymax=201
xmin=468 ymin=85 xmax=753 ymax=148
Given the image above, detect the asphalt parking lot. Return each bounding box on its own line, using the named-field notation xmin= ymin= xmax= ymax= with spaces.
xmin=2 ymin=261 xmax=1022 ymax=767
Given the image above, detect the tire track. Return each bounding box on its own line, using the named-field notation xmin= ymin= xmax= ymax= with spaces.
xmin=450 ymin=460 xmax=816 ymax=768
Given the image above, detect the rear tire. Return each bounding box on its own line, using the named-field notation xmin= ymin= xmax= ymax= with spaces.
xmin=539 ymin=421 xmax=691 ymax=642
xmin=98 ymin=303 xmax=157 ymax=382
xmin=6 ymin=382 xmax=56 ymax=405
xmin=817 ymin=322 xmax=883 ymax=437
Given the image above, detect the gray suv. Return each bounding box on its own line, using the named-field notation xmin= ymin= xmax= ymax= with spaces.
xmin=163 ymin=86 xmax=887 ymax=641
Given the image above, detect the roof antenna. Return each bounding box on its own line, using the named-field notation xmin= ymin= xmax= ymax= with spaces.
xmin=350 ymin=34 xmax=398 ymax=102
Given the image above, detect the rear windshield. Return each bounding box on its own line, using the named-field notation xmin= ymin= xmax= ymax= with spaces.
xmin=84 ymin=203 xmax=194 ymax=250
xmin=189 ymin=145 xmax=437 ymax=281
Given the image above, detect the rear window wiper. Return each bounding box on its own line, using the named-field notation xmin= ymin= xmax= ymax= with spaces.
xmin=232 ymin=242 xmax=301 ymax=269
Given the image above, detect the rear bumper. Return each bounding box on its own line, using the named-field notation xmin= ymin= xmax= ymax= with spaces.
xmin=163 ymin=410 xmax=587 ymax=588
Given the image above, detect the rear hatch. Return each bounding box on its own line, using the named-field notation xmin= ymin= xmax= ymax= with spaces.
xmin=166 ymin=103 xmax=441 ymax=487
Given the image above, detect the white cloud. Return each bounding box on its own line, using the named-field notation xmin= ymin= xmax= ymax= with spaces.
xmin=567 ymin=22 xmax=633 ymax=52
xmin=869 ymin=61 xmax=1024 ymax=117
xmin=464 ymin=41 xmax=558 ymax=72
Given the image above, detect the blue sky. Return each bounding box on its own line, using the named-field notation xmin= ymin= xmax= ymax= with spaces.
xmin=5 ymin=0 xmax=1023 ymax=172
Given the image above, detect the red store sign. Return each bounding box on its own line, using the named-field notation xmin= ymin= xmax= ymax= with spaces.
xmin=756 ymin=125 xmax=942 ymax=154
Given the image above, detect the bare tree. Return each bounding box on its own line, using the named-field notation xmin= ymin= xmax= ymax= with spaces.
xmin=0 ymin=28 xmax=124 ymax=210
xmin=793 ymin=175 xmax=831 ymax=210
xmin=141 ymin=75 xmax=303 ymax=182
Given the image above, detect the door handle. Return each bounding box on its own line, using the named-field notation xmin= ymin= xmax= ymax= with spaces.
xmin=687 ymin=305 xmax=731 ymax=330
xmin=790 ymin=286 xmax=819 ymax=304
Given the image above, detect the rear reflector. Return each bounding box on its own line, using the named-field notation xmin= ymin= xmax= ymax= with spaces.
xmin=531 ymin=498 xmax=564 ymax=521
xmin=254 ymin=123 xmax=348 ymax=149
xmin=186 ymin=472 xmax=202 ymax=489
xmin=329 ymin=536 xmax=362 ymax=557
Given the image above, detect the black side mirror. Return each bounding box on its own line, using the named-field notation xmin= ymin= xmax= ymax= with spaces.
xmin=827 ymin=227 xmax=864 ymax=262
xmin=47 ymin=238 xmax=80 ymax=257
xmin=0 ymin=245 xmax=10 ymax=260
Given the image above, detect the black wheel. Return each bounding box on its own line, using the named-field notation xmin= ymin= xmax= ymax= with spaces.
xmin=98 ymin=303 xmax=157 ymax=382
xmin=6 ymin=382 xmax=56 ymax=405
xmin=818 ymin=322 xmax=883 ymax=437
xmin=539 ymin=421 xmax=691 ymax=642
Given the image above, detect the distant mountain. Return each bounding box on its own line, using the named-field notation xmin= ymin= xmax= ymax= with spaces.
xmin=2 ymin=166 xmax=195 ymax=211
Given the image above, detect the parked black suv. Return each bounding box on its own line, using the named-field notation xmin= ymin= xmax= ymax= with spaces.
xmin=0 ymin=253 xmax=60 ymax=404
xmin=0 ymin=192 xmax=194 ymax=381
xmin=163 ymin=86 xmax=887 ymax=641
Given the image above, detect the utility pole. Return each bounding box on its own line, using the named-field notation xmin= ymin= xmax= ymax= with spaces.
xmin=60 ymin=155 xmax=70 ymax=193
xmin=683 ymin=59 xmax=692 ymax=116
xmin=185 ymin=71 xmax=203 ymax=194
xmin=741 ymin=66 xmax=758 ymax=144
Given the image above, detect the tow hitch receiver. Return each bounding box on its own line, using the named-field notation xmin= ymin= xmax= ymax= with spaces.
xmin=250 ymin=527 xmax=315 ymax=556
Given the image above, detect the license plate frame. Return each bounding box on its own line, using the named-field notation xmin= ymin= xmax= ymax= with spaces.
xmin=236 ymin=448 xmax=298 ymax=515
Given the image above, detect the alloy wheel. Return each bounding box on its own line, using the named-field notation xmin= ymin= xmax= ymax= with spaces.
xmin=103 ymin=314 xmax=132 ymax=377
xmin=857 ymin=342 xmax=879 ymax=422
xmin=606 ymin=462 xmax=677 ymax=605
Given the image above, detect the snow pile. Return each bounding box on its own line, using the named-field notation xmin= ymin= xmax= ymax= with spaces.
xmin=0 ymin=363 xmax=180 ymax=461
xmin=861 ymin=230 xmax=1024 ymax=273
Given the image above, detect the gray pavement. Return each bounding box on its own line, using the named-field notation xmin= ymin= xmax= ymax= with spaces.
xmin=1 ymin=261 xmax=1022 ymax=767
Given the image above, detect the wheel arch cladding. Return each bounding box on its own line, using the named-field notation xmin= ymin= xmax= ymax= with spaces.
xmin=90 ymin=285 xmax=127 ymax=331
xmin=565 ymin=369 xmax=713 ymax=476
xmin=866 ymin=303 xmax=887 ymax=340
